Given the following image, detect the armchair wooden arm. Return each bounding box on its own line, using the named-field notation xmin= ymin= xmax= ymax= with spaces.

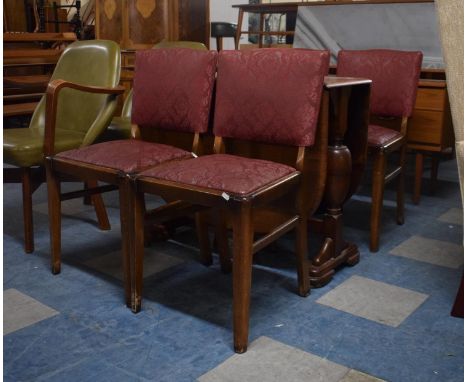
xmin=44 ymin=79 xmax=125 ymax=156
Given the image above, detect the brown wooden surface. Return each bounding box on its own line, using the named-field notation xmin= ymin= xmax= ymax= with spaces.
xmin=3 ymin=102 xmax=38 ymax=117
xmin=95 ymin=0 xmax=209 ymax=50
xmin=177 ymin=0 xmax=210 ymax=47
xmin=3 ymin=32 xmax=77 ymax=42
xmin=3 ymin=0 xmax=28 ymax=32
xmin=308 ymin=79 xmax=370 ymax=285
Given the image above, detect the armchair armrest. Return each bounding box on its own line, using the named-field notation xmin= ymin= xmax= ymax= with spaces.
xmin=44 ymin=79 xmax=125 ymax=156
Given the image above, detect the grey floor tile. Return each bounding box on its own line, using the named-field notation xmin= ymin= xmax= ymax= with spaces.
xmin=197 ymin=336 xmax=349 ymax=382
xmin=84 ymin=248 xmax=184 ymax=280
xmin=437 ymin=208 xmax=463 ymax=226
xmin=316 ymin=275 xmax=428 ymax=327
xmin=4 ymin=289 xmax=59 ymax=335
xmin=389 ymin=235 xmax=463 ymax=268
xmin=340 ymin=369 xmax=386 ymax=382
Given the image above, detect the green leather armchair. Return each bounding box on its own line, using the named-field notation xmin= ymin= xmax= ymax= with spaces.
xmin=102 ymin=41 xmax=208 ymax=141
xmin=3 ymin=39 xmax=123 ymax=253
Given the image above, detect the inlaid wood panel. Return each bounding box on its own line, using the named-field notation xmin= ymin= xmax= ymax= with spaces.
xmin=96 ymin=0 xmax=124 ymax=45
xmin=127 ymin=0 xmax=170 ymax=49
xmin=96 ymin=0 xmax=209 ymax=50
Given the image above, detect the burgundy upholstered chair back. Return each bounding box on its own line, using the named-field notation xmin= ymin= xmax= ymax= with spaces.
xmin=337 ymin=49 xmax=422 ymax=118
xmin=213 ymin=48 xmax=330 ymax=147
xmin=132 ymin=48 xmax=217 ymax=133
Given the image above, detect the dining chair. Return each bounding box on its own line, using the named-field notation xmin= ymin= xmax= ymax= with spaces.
xmin=103 ymin=41 xmax=209 ymax=142
xmin=45 ymin=48 xmax=218 ymax=308
xmin=128 ymin=48 xmax=330 ymax=352
xmin=3 ymin=40 xmax=122 ymax=253
xmin=337 ymin=49 xmax=423 ymax=252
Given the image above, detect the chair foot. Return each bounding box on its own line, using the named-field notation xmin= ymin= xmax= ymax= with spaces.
xmin=51 ymin=264 xmax=61 ymax=275
xmin=130 ymin=297 xmax=141 ymax=314
xmin=234 ymin=344 xmax=248 ymax=354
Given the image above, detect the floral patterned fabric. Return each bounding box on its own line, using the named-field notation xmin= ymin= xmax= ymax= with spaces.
xmin=139 ymin=154 xmax=297 ymax=197
xmin=56 ymin=140 xmax=192 ymax=173
xmin=367 ymin=124 xmax=403 ymax=147
xmin=336 ymin=49 xmax=422 ymax=117
xmin=213 ymin=49 xmax=330 ymax=147
xmin=132 ymin=49 xmax=218 ymax=133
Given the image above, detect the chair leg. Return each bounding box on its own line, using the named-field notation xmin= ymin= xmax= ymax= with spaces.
xmin=396 ymin=146 xmax=406 ymax=225
xmin=21 ymin=167 xmax=34 ymax=253
xmin=83 ymin=182 xmax=92 ymax=205
xmin=370 ymin=152 xmax=387 ymax=252
xmin=195 ymin=211 xmax=213 ymax=266
xmin=129 ymin=187 xmax=146 ymax=313
xmin=295 ymin=215 xmax=310 ymax=297
xmin=118 ymin=177 xmax=132 ymax=308
xmin=413 ymin=152 xmax=424 ymax=205
xmin=215 ymin=209 xmax=232 ymax=274
xmin=231 ymin=202 xmax=254 ymax=354
xmin=86 ymin=180 xmax=111 ymax=230
xmin=45 ymin=162 xmax=62 ymax=274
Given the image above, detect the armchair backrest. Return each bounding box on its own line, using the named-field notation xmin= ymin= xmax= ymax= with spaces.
xmin=131 ymin=48 xmax=217 ymax=134
xmin=30 ymin=40 xmax=121 ymax=146
xmin=213 ymin=48 xmax=329 ymax=147
xmin=336 ymin=49 xmax=422 ymax=118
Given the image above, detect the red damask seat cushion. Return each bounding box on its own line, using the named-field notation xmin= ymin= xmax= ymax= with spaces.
xmin=367 ymin=124 xmax=403 ymax=148
xmin=56 ymin=140 xmax=192 ymax=173
xmin=132 ymin=48 xmax=218 ymax=134
xmin=138 ymin=154 xmax=297 ymax=197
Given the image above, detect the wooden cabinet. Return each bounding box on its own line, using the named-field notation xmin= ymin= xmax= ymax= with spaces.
xmin=95 ymin=0 xmax=209 ymax=49
xmin=407 ymin=80 xmax=454 ymax=153
xmin=407 ymin=79 xmax=454 ymax=204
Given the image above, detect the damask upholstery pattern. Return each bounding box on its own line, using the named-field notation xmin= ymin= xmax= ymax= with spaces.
xmin=336 ymin=49 xmax=422 ymax=117
xmin=213 ymin=49 xmax=330 ymax=147
xmin=132 ymin=49 xmax=217 ymax=134
xmin=139 ymin=154 xmax=297 ymax=197
xmin=367 ymin=124 xmax=402 ymax=147
xmin=56 ymin=140 xmax=192 ymax=173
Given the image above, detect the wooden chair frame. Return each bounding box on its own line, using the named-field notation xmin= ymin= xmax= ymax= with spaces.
xmin=368 ymin=116 xmax=408 ymax=252
xmin=125 ymin=93 xmax=330 ymax=353
xmin=46 ymin=127 xmax=204 ymax=308
xmin=4 ymin=79 xmax=124 ymax=254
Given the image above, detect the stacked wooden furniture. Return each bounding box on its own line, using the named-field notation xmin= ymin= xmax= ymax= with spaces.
xmin=3 ymin=32 xmax=77 ymax=118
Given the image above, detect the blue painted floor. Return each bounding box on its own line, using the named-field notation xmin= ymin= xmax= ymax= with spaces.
xmin=3 ymin=154 xmax=463 ymax=381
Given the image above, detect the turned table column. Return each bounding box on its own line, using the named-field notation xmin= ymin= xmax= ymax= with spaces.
xmin=309 ymin=77 xmax=371 ymax=287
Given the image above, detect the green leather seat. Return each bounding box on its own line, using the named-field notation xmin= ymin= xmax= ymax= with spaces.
xmin=103 ymin=41 xmax=208 ymax=141
xmin=3 ymin=39 xmax=122 ymax=253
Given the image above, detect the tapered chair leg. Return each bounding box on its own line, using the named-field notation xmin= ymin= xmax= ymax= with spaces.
xmin=46 ymin=163 xmax=62 ymax=274
xmin=295 ymin=215 xmax=310 ymax=297
xmin=396 ymin=146 xmax=406 ymax=225
xmin=195 ymin=211 xmax=213 ymax=266
xmin=130 ymin=188 xmax=146 ymax=313
xmin=215 ymin=209 xmax=232 ymax=274
xmin=370 ymin=152 xmax=387 ymax=252
xmin=21 ymin=167 xmax=34 ymax=253
xmin=118 ymin=177 xmax=133 ymax=308
xmin=86 ymin=180 xmax=111 ymax=231
xmin=231 ymin=203 xmax=254 ymax=354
